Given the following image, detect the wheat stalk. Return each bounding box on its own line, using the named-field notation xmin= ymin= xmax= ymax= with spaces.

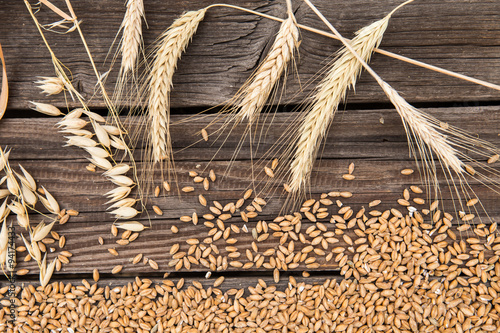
xmin=289 ymin=10 xmax=397 ymax=193
xmin=148 ymin=8 xmax=207 ymax=163
xmin=120 ymin=0 xmax=144 ymax=75
xmin=236 ymin=12 xmax=299 ymax=123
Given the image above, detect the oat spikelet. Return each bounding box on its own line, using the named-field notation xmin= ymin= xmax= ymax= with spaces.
xmin=289 ymin=13 xmax=393 ymax=193
xmin=148 ymin=8 xmax=207 ymax=163
xmin=120 ymin=0 xmax=145 ymax=74
xmin=237 ymin=13 xmax=299 ymax=123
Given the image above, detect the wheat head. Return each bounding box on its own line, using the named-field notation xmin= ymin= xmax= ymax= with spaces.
xmin=237 ymin=13 xmax=299 ymax=123
xmin=380 ymin=81 xmax=463 ymax=174
xmin=120 ymin=0 xmax=145 ymax=75
xmin=289 ymin=14 xmax=393 ymax=193
xmin=148 ymin=8 xmax=207 ymax=163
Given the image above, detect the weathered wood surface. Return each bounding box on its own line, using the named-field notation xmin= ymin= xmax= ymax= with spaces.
xmin=0 ymin=0 xmax=500 ymax=110
xmin=1 ymin=106 xmax=500 ymax=279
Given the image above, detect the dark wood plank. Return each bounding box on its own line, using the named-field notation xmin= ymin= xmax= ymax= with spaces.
xmin=2 ymin=106 xmax=500 ymax=161
xmin=1 ymin=0 xmax=499 ymax=110
xmin=0 ymin=275 xmax=346 ymax=295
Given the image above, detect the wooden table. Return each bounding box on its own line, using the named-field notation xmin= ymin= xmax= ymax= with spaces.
xmin=1 ymin=0 xmax=500 ymax=299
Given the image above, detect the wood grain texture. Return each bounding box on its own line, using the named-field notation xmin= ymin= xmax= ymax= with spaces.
xmin=1 ymin=106 xmax=499 ymax=278
xmin=0 ymin=0 xmax=499 ymax=111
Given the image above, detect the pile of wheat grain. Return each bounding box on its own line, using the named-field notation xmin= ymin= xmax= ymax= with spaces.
xmin=2 ymin=193 xmax=499 ymax=332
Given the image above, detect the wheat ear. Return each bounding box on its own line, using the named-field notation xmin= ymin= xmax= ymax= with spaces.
xmin=148 ymin=8 xmax=207 ymax=163
xmin=120 ymin=0 xmax=145 ymax=75
xmin=289 ymin=11 xmax=397 ymax=193
xmin=237 ymin=12 xmax=299 ymax=123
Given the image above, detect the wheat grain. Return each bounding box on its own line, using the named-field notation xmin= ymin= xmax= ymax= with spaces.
xmin=289 ymin=12 xmax=393 ymax=193
xmin=147 ymin=8 xmax=206 ymax=163
xmin=112 ymin=265 xmax=123 ymax=274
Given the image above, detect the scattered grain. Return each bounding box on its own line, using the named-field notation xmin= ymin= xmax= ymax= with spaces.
xmin=401 ymin=168 xmax=414 ymax=175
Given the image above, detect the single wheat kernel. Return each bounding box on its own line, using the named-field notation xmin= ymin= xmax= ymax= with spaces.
xmin=186 ymin=238 xmax=199 ymax=245
xmin=462 ymin=214 xmax=475 ymax=221
xmin=342 ymin=174 xmax=355 ymax=180
xmin=132 ymin=253 xmax=143 ymax=264
xmin=122 ymin=230 xmax=132 ymax=239
xmin=129 ymin=233 xmax=139 ymax=242
xmin=108 ymin=248 xmax=119 ymax=256
xmin=264 ymin=167 xmax=274 ymax=178
xmin=403 ymin=188 xmax=410 ymax=201
xmin=466 ymin=198 xmax=478 ymax=206
xmin=369 ymin=200 xmax=381 ymax=207
xmin=209 ymin=169 xmax=216 ymax=182
xmin=149 ymin=259 xmax=159 ymax=270
xmin=112 ymin=265 xmax=123 ymax=274
xmin=401 ymin=168 xmax=414 ymax=175
xmin=413 ymin=198 xmax=425 ymax=205
xmin=271 ymin=158 xmax=279 ymax=170
xmin=201 ymin=128 xmax=209 ymax=141
xmin=152 ymin=205 xmax=163 ymax=215
xmin=488 ymin=154 xmax=499 ymax=164
xmin=59 ymin=236 xmax=66 ymax=248
xmin=243 ymin=189 xmax=253 ymax=200
xmin=111 ymin=225 xmax=118 ymax=237
xmin=59 ymin=214 xmax=69 ymax=225
xmin=199 ymin=194 xmax=207 ymax=206
xmin=465 ymin=165 xmax=476 ymax=175
xmin=154 ymin=186 xmax=160 ymax=197
xmin=348 ymin=162 xmax=355 ymax=175
xmin=203 ymin=178 xmax=210 ymax=190
xmin=213 ymin=276 xmax=224 ymax=287
xmin=17 ymin=269 xmax=29 ymax=275
xmin=189 ymin=171 xmax=198 ymax=177
xmin=410 ymin=185 xmax=423 ymax=194
xmin=398 ymin=199 xmax=410 ymax=206
xmin=163 ymin=181 xmax=171 ymax=191
xmin=182 ymin=186 xmax=194 ymax=193
xmin=67 ymin=209 xmax=79 ymax=216
xmin=98 ymin=237 xmax=104 ymax=245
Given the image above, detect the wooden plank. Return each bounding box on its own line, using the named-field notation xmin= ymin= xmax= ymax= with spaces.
xmin=2 ymin=106 xmax=500 ymax=161
xmin=0 ymin=0 xmax=499 ymax=110
xmin=0 ymin=275 xmax=347 ymax=294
